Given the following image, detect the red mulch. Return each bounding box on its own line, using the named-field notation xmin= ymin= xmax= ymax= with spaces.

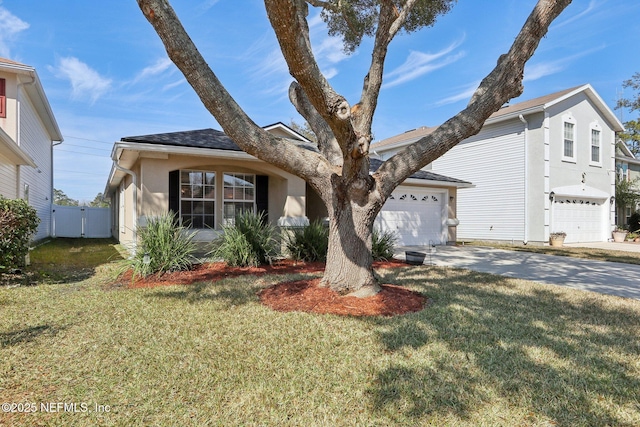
xmin=117 ymin=259 xmax=427 ymax=317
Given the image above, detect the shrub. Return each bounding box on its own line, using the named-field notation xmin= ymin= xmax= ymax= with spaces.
xmin=0 ymin=196 xmax=40 ymax=271
xmin=130 ymin=213 xmax=198 ymax=277
xmin=372 ymin=228 xmax=397 ymax=261
xmin=211 ymin=211 xmax=276 ymax=267
xmin=629 ymin=212 xmax=640 ymax=232
xmin=285 ymin=220 xmax=329 ymax=262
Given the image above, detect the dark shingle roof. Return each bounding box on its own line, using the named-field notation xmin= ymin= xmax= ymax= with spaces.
xmin=121 ymin=128 xmax=469 ymax=185
xmin=121 ymin=128 xmax=243 ymax=151
xmin=369 ymin=158 xmax=470 ymax=185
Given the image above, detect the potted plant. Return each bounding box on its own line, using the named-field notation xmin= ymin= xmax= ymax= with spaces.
xmin=549 ymin=231 xmax=566 ymax=247
xmin=612 ymin=227 xmax=628 ymax=243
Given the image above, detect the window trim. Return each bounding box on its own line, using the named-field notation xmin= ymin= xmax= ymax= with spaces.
xmin=589 ymin=121 xmax=602 ymax=167
xmin=561 ymin=113 xmax=577 ymax=163
xmin=222 ymin=172 xmax=256 ymax=225
xmin=179 ymin=169 xmax=216 ymax=229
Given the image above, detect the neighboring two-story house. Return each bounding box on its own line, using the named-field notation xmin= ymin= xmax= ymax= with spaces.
xmin=373 ymin=84 xmax=624 ymax=244
xmin=0 ymin=58 xmax=63 ymax=241
xmin=615 ymin=140 xmax=640 ymax=226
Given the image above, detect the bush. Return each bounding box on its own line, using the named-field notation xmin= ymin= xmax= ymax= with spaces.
xmin=130 ymin=213 xmax=198 ymax=277
xmin=0 ymin=196 xmax=40 ymax=271
xmin=629 ymin=212 xmax=640 ymax=232
xmin=285 ymin=220 xmax=329 ymax=262
xmin=372 ymin=228 xmax=397 ymax=261
xmin=211 ymin=211 xmax=276 ymax=267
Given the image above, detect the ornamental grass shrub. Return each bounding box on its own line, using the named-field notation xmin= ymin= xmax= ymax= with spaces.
xmin=130 ymin=213 xmax=198 ymax=277
xmin=211 ymin=211 xmax=277 ymax=267
xmin=372 ymin=228 xmax=398 ymax=261
xmin=0 ymin=196 xmax=40 ymax=271
xmin=285 ymin=220 xmax=329 ymax=262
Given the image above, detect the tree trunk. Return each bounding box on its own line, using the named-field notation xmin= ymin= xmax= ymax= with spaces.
xmin=320 ymin=196 xmax=381 ymax=297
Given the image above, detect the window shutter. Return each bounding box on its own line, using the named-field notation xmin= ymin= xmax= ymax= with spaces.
xmin=0 ymin=79 xmax=5 ymax=118
xmin=169 ymin=170 xmax=180 ymax=216
xmin=256 ymin=175 xmax=268 ymax=222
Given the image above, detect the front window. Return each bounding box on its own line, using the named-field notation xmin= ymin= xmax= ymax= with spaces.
xmin=563 ymin=122 xmax=575 ymax=159
xmin=180 ymin=170 xmax=215 ymax=228
xmin=590 ymin=122 xmax=601 ymax=165
xmin=223 ymin=173 xmax=255 ymax=225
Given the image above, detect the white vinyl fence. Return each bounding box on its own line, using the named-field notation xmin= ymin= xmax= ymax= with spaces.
xmin=52 ymin=205 xmax=111 ymax=238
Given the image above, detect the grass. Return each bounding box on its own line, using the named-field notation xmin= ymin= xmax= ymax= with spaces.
xmin=1 ymin=239 xmax=639 ymax=426
xmin=465 ymin=241 xmax=640 ymax=265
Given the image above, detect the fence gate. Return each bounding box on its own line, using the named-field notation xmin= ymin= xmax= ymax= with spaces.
xmin=52 ymin=205 xmax=111 ymax=238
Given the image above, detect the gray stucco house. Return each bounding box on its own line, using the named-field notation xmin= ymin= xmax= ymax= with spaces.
xmin=373 ymin=84 xmax=624 ymax=244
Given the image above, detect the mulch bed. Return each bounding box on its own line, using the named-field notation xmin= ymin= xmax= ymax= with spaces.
xmin=118 ymin=259 xmax=428 ymax=317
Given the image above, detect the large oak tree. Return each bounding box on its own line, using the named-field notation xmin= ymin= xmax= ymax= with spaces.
xmin=137 ymin=0 xmax=572 ymax=296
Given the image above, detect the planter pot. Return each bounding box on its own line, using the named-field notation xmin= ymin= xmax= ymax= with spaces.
xmin=549 ymin=235 xmax=565 ymax=247
xmin=405 ymin=251 xmax=426 ymax=265
xmin=612 ymin=231 xmax=628 ymax=243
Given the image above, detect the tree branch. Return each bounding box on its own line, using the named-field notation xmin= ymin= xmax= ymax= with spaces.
xmin=289 ymin=82 xmax=343 ymax=166
xmin=264 ymin=0 xmax=357 ymax=152
xmin=374 ymin=0 xmax=572 ymax=200
xmin=356 ymin=1 xmax=418 ymax=141
xmin=136 ymin=0 xmax=330 ymax=184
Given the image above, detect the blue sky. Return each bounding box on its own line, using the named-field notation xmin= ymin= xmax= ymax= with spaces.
xmin=1 ymin=0 xmax=639 ymax=202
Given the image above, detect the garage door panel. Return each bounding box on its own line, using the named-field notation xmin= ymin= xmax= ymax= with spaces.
xmin=552 ymin=199 xmax=604 ymax=243
xmin=375 ymin=190 xmax=445 ymax=246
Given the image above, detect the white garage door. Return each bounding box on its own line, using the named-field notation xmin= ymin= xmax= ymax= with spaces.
xmin=552 ymin=198 xmax=605 ymax=243
xmin=375 ymin=189 xmax=445 ymax=246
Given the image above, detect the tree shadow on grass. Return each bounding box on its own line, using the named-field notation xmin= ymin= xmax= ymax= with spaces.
xmin=365 ymin=266 xmax=640 ymax=426
xmin=0 ymin=324 xmax=65 ymax=348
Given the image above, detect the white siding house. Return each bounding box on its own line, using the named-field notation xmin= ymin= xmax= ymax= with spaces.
xmin=373 ymin=85 xmax=624 ymax=245
xmin=0 ymin=58 xmax=63 ymax=241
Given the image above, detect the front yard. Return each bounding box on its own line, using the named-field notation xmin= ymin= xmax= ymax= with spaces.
xmin=1 ymin=239 xmax=639 ymax=426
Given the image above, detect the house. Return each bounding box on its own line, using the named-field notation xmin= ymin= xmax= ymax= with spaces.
xmin=0 ymin=58 xmax=63 ymax=241
xmin=105 ymin=122 xmax=472 ymax=250
xmin=615 ymin=140 xmax=640 ymax=225
xmin=373 ymin=84 xmax=624 ymax=244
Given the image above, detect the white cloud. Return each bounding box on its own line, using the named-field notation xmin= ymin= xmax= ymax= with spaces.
xmin=551 ymin=0 xmax=599 ymax=30
xmin=524 ymin=45 xmax=606 ymax=82
xmin=434 ymin=82 xmax=479 ymax=106
xmin=133 ymin=57 xmax=173 ymax=83
xmin=162 ymin=78 xmax=186 ymax=92
xmin=50 ymin=57 xmax=112 ymax=103
xmin=0 ymin=6 xmax=29 ymax=58
xmin=384 ymin=37 xmax=466 ymax=88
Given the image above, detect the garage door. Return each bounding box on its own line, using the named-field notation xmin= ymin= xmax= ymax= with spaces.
xmin=375 ymin=189 xmax=445 ymax=246
xmin=552 ymin=198 xmax=605 ymax=243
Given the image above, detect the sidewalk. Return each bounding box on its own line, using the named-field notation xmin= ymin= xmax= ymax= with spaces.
xmin=395 ymin=244 xmax=640 ymax=300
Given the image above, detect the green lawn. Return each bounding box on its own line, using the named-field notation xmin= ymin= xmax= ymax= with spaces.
xmin=1 ymin=239 xmax=639 ymax=426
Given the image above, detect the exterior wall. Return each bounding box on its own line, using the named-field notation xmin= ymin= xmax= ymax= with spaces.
xmin=523 ymin=111 xmax=548 ymax=243
xmin=0 ymin=70 xmax=55 ymax=241
xmin=18 ymin=91 xmax=53 ymax=240
xmin=0 ymin=151 xmax=17 ymax=197
xmin=115 ymin=153 xmax=308 ymax=247
xmin=546 ymin=93 xmax=616 ymax=240
xmin=432 ymin=120 xmax=526 ymax=242
xmin=0 ymin=72 xmax=18 ymax=140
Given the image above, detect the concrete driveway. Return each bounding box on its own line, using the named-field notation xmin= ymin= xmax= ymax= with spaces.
xmin=395 ymin=244 xmax=640 ymax=300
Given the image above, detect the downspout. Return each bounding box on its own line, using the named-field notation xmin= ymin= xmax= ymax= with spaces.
xmin=519 ymin=114 xmax=529 ymax=244
xmin=113 ymin=162 xmax=138 ymax=252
